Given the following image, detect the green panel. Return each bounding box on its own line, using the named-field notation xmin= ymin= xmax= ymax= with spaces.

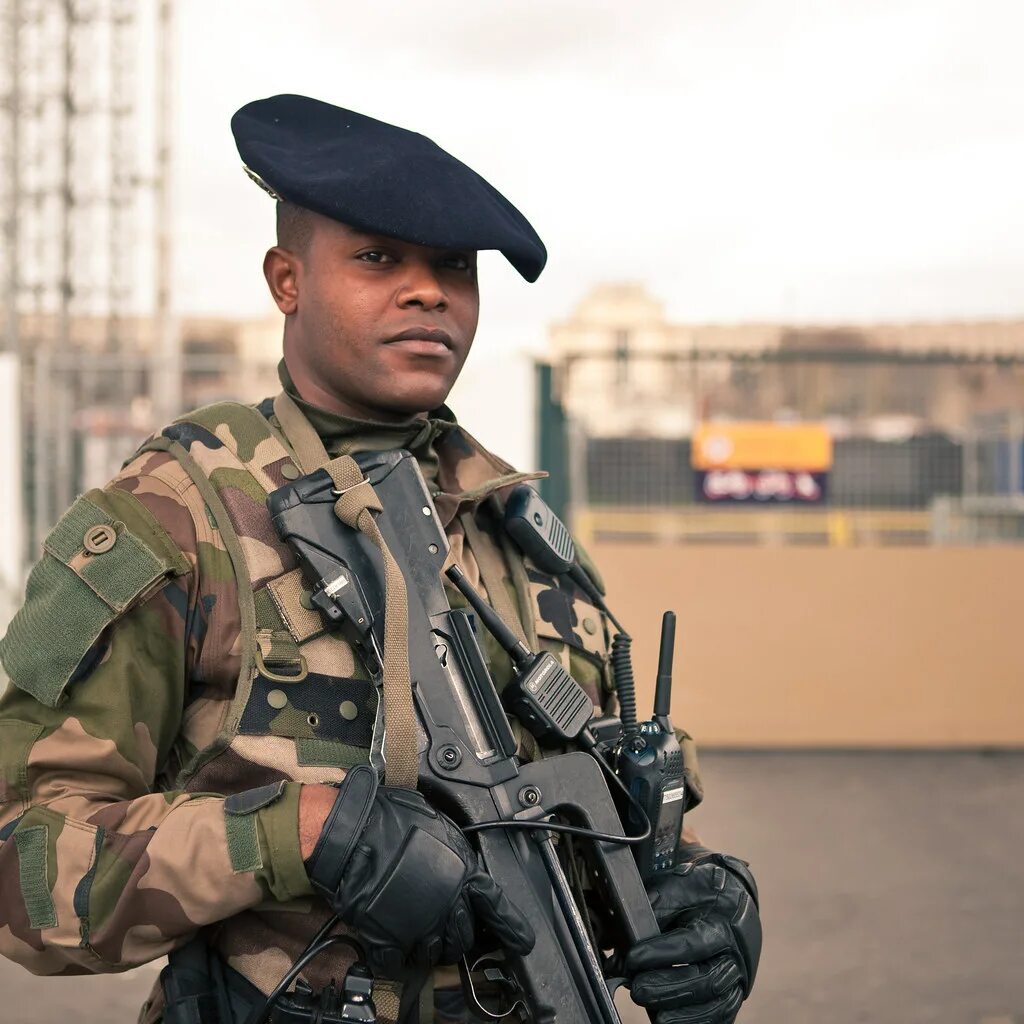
xmin=0 ymin=487 xmax=187 ymax=708
xmin=14 ymin=824 xmax=56 ymax=929
xmin=534 ymin=362 xmax=570 ymax=524
xmin=195 ymin=540 xmax=237 ymax=584
xmin=295 ymin=737 xmax=370 ymax=769
xmin=78 ymin=529 xmax=168 ymax=613
xmin=43 ymin=495 xmax=110 ymax=563
xmin=0 ymin=556 xmax=115 ymax=708
xmin=253 ymin=587 xmax=288 ymax=632
xmin=268 ymin=704 xmax=316 ymax=739
xmin=224 ymin=810 xmax=263 ymax=873
xmin=253 ymin=783 xmax=311 ymax=902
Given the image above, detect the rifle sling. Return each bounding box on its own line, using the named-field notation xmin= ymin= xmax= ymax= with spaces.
xmin=272 ymin=390 xmax=420 ymax=790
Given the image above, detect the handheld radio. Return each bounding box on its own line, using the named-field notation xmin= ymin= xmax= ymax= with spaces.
xmin=617 ymin=612 xmax=686 ymax=880
xmin=501 ymin=486 xmax=687 ymax=879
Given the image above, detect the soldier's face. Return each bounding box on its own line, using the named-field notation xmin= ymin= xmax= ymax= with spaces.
xmin=266 ymin=215 xmax=479 ymax=422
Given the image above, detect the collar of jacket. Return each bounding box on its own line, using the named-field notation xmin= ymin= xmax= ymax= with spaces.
xmin=278 ymin=359 xmax=545 ymax=527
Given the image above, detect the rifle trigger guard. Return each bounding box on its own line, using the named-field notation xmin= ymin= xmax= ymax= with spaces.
xmin=458 ymin=952 xmax=529 ymax=1021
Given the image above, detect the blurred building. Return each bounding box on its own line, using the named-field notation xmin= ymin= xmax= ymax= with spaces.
xmin=550 ymin=284 xmax=1024 ymax=440
xmin=0 ymin=308 xmax=282 ymax=539
xmin=2 ymin=2 xmax=173 ymax=561
xmin=4 ymin=308 xmax=282 ymax=413
xmin=546 ymin=285 xmax=1024 ymax=545
xmin=180 ymin=314 xmax=283 ymax=407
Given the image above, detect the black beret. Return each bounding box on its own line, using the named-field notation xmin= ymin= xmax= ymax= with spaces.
xmin=231 ymin=94 xmax=547 ymax=282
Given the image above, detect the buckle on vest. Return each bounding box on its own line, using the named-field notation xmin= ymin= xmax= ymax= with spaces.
xmin=255 ymin=628 xmax=309 ymax=683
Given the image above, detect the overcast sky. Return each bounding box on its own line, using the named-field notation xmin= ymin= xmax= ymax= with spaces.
xmin=171 ymin=0 xmax=1024 ymax=355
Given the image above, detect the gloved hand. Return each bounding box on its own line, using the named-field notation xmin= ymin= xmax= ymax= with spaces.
xmin=305 ymin=765 xmax=535 ymax=978
xmin=625 ymin=845 xmax=762 ymax=1024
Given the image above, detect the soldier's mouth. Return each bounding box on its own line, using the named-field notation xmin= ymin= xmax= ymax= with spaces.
xmin=384 ymin=327 xmax=453 ymax=349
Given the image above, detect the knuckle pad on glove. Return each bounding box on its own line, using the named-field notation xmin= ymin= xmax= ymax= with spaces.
xmin=629 ymin=916 xmax=735 ymax=975
xmin=633 ymin=967 xmax=700 ymax=1009
xmin=632 ymin=952 xmax=741 ymax=1010
xmin=655 ymin=985 xmax=744 ymax=1024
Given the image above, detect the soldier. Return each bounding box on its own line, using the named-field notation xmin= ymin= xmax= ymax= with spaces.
xmin=0 ymin=95 xmax=760 ymax=1024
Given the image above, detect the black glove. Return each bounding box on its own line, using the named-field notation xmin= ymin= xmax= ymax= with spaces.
xmin=305 ymin=765 xmax=535 ymax=978
xmin=625 ymin=845 xmax=762 ymax=1024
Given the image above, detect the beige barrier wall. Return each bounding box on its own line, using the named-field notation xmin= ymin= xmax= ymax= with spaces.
xmin=592 ymin=544 xmax=1024 ymax=747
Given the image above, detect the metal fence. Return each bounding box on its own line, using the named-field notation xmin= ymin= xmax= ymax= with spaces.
xmin=549 ymin=351 xmax=1024 ymax=547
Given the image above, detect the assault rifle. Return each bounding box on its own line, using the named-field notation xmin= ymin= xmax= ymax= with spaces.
xmin=268 ymin=450 xmax=663 ymax=1023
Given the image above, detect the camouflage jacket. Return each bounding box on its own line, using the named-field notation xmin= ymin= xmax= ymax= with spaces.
xmin=0 ymin=374 xmax=629 ymax=1021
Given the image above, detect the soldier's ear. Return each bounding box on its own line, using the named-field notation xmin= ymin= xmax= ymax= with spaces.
xmin=263 ymin=246 xmax=300 ymax=315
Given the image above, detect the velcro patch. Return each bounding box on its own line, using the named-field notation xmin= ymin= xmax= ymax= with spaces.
xmin=0 ymin=491 xmax=188 ymax=708
xmin=14 ymin=824 xmax=56 ymax=930
xmin=296 ymin=738 xmax=369 ymax=769
xmin=224 ymin=811 xmax=263 ymax=874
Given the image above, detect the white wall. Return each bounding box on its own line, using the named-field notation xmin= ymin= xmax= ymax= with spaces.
xmin=447 ymin=351 xmax=537 ymax=473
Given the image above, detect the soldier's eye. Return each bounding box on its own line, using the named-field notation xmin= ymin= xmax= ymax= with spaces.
xmin=358 ymin=250 xmax=395 ymax=264
xmin=438 ymin=252 xmax=473 ymax=274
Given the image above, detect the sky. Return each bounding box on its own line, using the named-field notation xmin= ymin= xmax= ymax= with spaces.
xmin=171 ymin=0 xmax=1024 ymax=358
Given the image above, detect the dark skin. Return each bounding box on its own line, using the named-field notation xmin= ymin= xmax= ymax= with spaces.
xmin=262 ymin=211 xmax=481 ymax=853
xmin=263 ymin=210 xmax=480 ymax=424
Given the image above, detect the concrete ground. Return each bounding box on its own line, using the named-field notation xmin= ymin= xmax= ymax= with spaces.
xmin=2 ymin=752 xmax=1022 ymax=1023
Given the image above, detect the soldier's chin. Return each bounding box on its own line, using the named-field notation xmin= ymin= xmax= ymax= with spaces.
xmin=379 ymin=372 xmax=454 ymax=417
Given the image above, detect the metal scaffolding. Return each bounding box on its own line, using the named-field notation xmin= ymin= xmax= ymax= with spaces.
xmin=0 ymin=0 xmax=174 ymax=575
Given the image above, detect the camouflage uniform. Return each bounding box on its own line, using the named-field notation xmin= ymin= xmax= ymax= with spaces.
xmin=0 ymin=364 xmax=643 ymax=1022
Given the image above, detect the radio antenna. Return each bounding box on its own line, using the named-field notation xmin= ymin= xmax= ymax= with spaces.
xmin=653 ymin=611 xmax=676 ymax=729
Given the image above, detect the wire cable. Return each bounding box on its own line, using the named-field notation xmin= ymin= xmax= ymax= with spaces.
xmin=610 ymin=632 xmax=637 ymax=734
xmin=252 ymin=926 xmax=367 ymax=1024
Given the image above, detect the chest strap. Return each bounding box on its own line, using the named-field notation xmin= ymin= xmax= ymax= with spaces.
xmin=273 ymin=391 xmax=419 ymax=790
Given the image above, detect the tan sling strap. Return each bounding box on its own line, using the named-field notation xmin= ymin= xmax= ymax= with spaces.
xmin=273 ymin=390 xmax=333 ymax=474
xmin=272 ymin=391 xmax=420 ymax=789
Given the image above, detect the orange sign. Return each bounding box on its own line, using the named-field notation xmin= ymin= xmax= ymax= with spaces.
xmin=692 ymin=422 xmax=833 ymax=472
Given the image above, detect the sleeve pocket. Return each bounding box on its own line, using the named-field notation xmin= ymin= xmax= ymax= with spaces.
xmin=0 ymin=492 xmax=189 ymax=708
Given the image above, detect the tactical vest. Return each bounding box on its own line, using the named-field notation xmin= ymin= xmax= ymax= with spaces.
xmin=138 ymin=397 xmax=616 ymax=1019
